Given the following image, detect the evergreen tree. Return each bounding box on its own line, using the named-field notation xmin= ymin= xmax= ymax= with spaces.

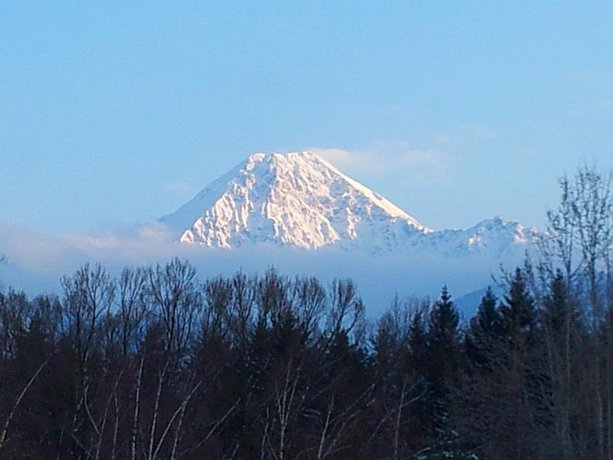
xmin=542 ymin=270 xmax=579 ymax=338
xmin=465 ymin=287 xmax=502 ymax=369
xmin=427 ymin=286 xmax=461 ymax=394
xmin=420 ymin=287 xmax=465 ymax=457
xmin=500 ymin=268 xmax=538 ymax=344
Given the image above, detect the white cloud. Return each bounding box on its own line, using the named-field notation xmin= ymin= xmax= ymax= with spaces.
xmin=0 ymin=222 xmax=178 ymax=280
xmin=0 ymin=221 xmax=504 ymax=317
xmin=308 ymin=147 xmax=382 ymax=173
xmin=309 ymin=142 xmax=448 ymax=186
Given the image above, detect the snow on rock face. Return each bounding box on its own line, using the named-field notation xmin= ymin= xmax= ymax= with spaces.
xmin=160 ymin=152 xmax=539 ymax=257
xmin=410 ymin=216 xmax=539 ymax=258
xmin=161 ymin=152 xmax=429 ymax=250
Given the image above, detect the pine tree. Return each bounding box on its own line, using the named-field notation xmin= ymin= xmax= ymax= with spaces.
xmin=420 ymin=287 xmax=468 ymax=458
xmin=465 ymin=287 xmax=502 ymax=369
xmin=427 ymin=286 xmax=461 ymax=394
xmin=500 ymin=268 xmax=537 ymax=345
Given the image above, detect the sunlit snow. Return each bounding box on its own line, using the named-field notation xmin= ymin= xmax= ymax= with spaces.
xmin=161 ymin=152 xmax=537 ymax=258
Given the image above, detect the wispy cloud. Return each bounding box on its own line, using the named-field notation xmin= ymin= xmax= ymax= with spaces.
xmin=0 ymin=222 xmax=179 ymax=279
xmin=397 ymin=148 xmax=446 ymax=173
xmin=309 ymin=147 xmax=381 ymax=172
xmin=163 ymin=181 xmax=197 ymax=197
xmin=593 ymin=97 xmax=613 ymax=112
xmin=0 ymin=221 xmax=505 ymax=314
xmin=456 ymin=125 xmax=498 ymax=142
xmin=309 ymin=142 xmax=448 ymax=186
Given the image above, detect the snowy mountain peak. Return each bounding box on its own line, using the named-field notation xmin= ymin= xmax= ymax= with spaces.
xmin=410 ymin=215 xmax=539 ymax=258
xmin=160 ymin=151 xmax=430 ymax=250
xmin=466 ymin=216 xmax=537 ymax=245
xmin=160 ymin=151 xmax=539 ymax=257
xmin=465 ymin=218 xmax=532 ymax=249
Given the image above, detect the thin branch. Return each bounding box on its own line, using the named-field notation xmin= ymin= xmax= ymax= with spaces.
xmin=0 ymin=358 xmax=50 ymax=452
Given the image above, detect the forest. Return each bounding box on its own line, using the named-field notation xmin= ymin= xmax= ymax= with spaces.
xmin=0 ymin=167 xmax=612 ymax=460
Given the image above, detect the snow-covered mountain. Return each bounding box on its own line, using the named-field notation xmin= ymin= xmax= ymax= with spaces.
xmin=161 ymin=151 xmax=538 ymax=257
xmin=0 ymin=151 xmax=540 ymax=313
xmin=161 ymin=152 xmax=430 ymax=251
xmin=410 ymin=216 xmax=539 ymax=258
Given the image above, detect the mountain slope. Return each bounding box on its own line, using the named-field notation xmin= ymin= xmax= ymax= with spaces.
xmin=410 ymin=216 xmax=539 ymax=258
xmin=161 ymin=152 xmax=430 ymax=250
xmin=161 ymin=151 xmax=539 ymax=257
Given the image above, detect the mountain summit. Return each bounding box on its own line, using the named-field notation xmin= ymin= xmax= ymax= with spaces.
xmin=161 ymin=151 xmax=537 ymax=257
xmin=161 ymin=151 xmax=430 ymax=250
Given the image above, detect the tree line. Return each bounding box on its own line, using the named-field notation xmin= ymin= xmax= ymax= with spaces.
xmin=0 ymin=166 xmax=611 ymax=459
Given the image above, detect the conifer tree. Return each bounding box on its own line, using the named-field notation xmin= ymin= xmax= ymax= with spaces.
xmin=427 ymin=286 xmax=461 ymax=393
xmin=465 ymin=287 xmax=502 ymax=369
xmin=500 ymin=268 xmax=537 ymax=344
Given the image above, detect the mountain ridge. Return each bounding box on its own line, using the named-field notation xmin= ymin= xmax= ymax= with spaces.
xmin=160 ymin=151 xmax=538 ymax=257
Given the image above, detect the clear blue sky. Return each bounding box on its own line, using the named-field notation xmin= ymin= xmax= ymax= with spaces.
xmin=2 ymin=1 xmax=613 ymax=233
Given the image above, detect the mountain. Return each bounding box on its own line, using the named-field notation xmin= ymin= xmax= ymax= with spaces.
xmin=409 ymin=216 xmax=540 ymax=258
xmin=161 ymin=152 xmax=430 ymax=251
xmin=161 ymin=151 xmax=538 ymax=257
xmin=0 ymin=151 xmax=539 ymax=315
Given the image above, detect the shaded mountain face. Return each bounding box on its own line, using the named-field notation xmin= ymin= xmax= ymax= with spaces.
xmin=161 ymin=151 xmax=538 ymax=257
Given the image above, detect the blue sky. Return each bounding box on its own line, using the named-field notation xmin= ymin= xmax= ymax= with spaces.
xmin=2 ymin=1 xmax=613 ymax=233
